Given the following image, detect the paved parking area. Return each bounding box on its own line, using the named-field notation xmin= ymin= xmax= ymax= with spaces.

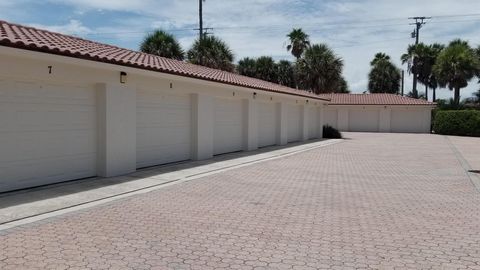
xmin=0 ymin=133 xmax=479 ymax=269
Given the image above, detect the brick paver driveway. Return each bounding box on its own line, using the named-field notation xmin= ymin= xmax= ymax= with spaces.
xmin=1 ymin=133 xmax=480 ymax=270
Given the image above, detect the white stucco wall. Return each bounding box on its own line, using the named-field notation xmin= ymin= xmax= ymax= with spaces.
xmin=0 ymin=47 xmax=328 ymax=192
xmin=323 ymin=104 xmax=433 ymax=133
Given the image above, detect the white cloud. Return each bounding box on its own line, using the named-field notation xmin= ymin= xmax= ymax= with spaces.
xmin=29 ymin=19 xmax=93 ymax=35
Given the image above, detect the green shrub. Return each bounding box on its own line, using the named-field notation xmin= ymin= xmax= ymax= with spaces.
xmin=433 ymin=110 xmax=480 ymax=137
xmin=323 ymin=125 xmax=342 ymax=138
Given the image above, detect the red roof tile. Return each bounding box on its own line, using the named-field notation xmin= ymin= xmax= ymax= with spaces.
xmin=0 ymin=20 xmax=328 ymax=101
xmin=318 ymin=93 xmax=436 ymax=106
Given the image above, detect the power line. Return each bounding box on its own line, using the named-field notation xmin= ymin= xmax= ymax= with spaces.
xmin=79 ymin=16 xmax=480 ymax=37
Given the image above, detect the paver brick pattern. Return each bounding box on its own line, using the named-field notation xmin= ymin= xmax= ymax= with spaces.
xmin=1 ymin=133 xmax=480 ymax=269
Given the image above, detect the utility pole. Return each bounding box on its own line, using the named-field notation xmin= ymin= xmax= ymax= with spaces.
xmin=408 ymin=16 xmax=431 ymax=98
xmin=401 ymin=70 xmax=405 ymax=96
xmin=199 ymin=0 xmax=204 ymax=40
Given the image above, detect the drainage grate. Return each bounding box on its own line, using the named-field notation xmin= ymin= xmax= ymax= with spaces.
xmin=468 ymin=170 xmax=480 ymax=174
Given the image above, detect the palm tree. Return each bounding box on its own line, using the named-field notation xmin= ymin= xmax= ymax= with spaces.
xmin=296 ymin=44 xmax=344 ymax=94
xmin=286 ymin=28 xmax=310 ymax=59
xmin=237 ymin=57 xmax=257 ymax=77
xmin=422 ymin=44 xmax=444 ymax=101
xmin=254 ymin=56 xmax=277 ymax=83
xmin=187 ymin=35 xmax=235 ymax=72
xmin=401 ymin=44 xmax=425 ymax=98
xmin=405 ymin=43 xmax=445 ymax=101
xmin=368 ymin=53 xmax=401 ymax=93
xmin=433 ymin=39 xmax=480 ymax=105
xmin=140 ymin=30 xmax=184 ymax=60
xmin=276 ymin=60 xmax=295 ymax=87
xmin=337 ymin=77 xmax=350 ymax=93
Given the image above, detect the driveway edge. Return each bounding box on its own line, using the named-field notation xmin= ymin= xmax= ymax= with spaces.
xmin=445 ymin=136 xmax=480 ymax=193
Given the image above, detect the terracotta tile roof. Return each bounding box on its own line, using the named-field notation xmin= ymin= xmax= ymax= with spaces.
xmin=319 ymin=93 xmax=436 ymax=106
xmin=0 ymin=20 xmax=328 ymax=101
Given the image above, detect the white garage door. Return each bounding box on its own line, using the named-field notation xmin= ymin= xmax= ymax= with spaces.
xmin=213 ymin=98 xmax=244 ymax=155
xmin=324 ymin=109 xmax=338 ymax=129
xmin=308 ymin=106 xmax=319 ymax=139
xmin=287 ymin=104 xmax=302 ymax=143
xmin=391 ymin=109 xmax=426 ymax=133
xmin=136 ymin=89 xmax=192 ymax=168
xmin=258 ymin=102 xmax=277 ymax=147
xmin=348 ymin=109 xmax=379 ymax=132
xmin=0 ymin=79 xmax=97 ymax=193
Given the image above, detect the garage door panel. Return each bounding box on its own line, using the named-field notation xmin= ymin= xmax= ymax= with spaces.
xmin=213 ymin=98 xmax=243 ymax=155
xmin=136 ymin=89 xmax=192 ymax=168
xmin=391 ymin=109 xmax=425 ymax=133
xmin=258 ymin=102 xmax=277 ymax=147
xmin=0 ymin=79 xmax=97 ymax=192
xmin=0 ymin=153 xmax=96 ymax=191
xmin=308 ymin=107 xmax=319 ymax=139
xmin=287 ymin=104 xmax=302 ymax=143
xmin=348 ymin=109 xmax=379 ymax=132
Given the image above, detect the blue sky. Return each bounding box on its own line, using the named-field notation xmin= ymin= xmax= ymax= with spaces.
xmin=1 ymin=0 xmax=480 ymax=99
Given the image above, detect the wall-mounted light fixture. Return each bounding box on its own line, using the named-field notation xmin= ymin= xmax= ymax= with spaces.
xmin=120 ymin=71 xmax=127 ymax=84
xmin=253 ymin=92 xmax=257 ymax=99
xmin=306 ymin=100 xmax=309 ymax=104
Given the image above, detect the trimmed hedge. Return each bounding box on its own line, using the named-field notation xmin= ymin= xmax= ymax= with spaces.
xmin=433 ymin=110 xmax=480 ymax=137
xmin=323 ymin=125 xmax=342 ymax=138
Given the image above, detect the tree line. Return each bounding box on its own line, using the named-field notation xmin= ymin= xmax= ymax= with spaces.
xmin=369 ymin=40 xmax=480 ymax=106
xmin=139 ymin=29 xmax=349 ymax=94
xmin=140 ymin=29 xmax=480 ymax=105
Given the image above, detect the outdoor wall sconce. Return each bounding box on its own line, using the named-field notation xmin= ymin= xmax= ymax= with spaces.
xmin=306 ymin=100 xmax=309 ymax=104
xmin=233 ymin=92 xmax=235 ymax=96
xmin=253 ymin=92 xmax=257 ymax=99
xmin=120 ymin=71 xmax=127 ymax=84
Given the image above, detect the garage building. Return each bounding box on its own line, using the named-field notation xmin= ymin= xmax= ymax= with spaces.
xmin=321 ymin=93 xmax=436 ymax=133
xmin=0 ymin=20 xmax=328 ymax=192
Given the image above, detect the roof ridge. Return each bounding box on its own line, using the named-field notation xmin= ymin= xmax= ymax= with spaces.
xmin=0 ymin=19 xmax=328 ymax=101
xmin=0 ymin=19 xmax=169 ymax=60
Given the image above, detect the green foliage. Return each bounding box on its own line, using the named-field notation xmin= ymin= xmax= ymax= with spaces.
xmin=140 ymin=30 xmax=184 ymax=60
xmin=255 ymin=56 xmax=278 ymax=82
xmin=435 ymin=98 xmax=466 ymax=110
xmin=474 ymin=89 xmax=480 ymax=103
xmin=237 ymin=57 xmax=295 ymax=87
xmin=433 ymin=39 xmax=480 ymax=105
xmin=433 ymin=110 xmax=480 ymax=137
xmin=286 ymin=28 xmax=310 ymax=59
xmin=368 ymin=52 xmax=401 ymax=93
xmin=337 ymin=76 xmax=350 ymax=93
xmin=276 ymin=60 xmax=295 ymax=87
xmin=401 ymin=43 xmax=445 ymax=99
xmin=296 ymin=43 xmax=344 ymax=94
xmin=187 ymin=35 xmax=235 ymax=72
xmin=237 ymin=57 xmax=257 ymax=77
xmin=323 ymin=125 xmax=342 ymax=138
